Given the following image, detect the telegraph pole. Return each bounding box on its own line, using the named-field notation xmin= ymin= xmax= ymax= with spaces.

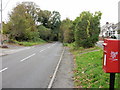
xmin=0 ymin=0 xmax=2 ymax=46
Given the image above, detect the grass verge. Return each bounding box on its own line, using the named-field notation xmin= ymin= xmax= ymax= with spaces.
xmin=9 ymin=39 xmax=46 ymax=46
xmin=16 ymin=41 xmax=46 ymax=46
xmin=67 ymin=43 xmax=119 ymax=88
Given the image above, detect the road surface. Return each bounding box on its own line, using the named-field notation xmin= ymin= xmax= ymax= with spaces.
xmin=96 ymin=41 xmax=104 ymax=48
xmin=1 ymin=42 xmax=67 ymax=88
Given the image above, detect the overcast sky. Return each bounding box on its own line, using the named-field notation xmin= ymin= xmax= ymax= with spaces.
xmin=1 ymin=0 xmax=120 ymax=26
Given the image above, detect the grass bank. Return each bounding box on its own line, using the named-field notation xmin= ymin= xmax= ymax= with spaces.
xmin=67 ymin=43 xmax=119 ymax=88
xmin=9 ymin=39 xmax=46 ymax=46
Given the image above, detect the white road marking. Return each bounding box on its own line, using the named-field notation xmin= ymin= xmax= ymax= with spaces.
xmin=20 ymin=53 xmax=36 ymax=62
xmin=52 ymin=42 xmax=57 ymax=46
xmin=39 ymin=42 xmax=57 ymax=53
xmin=39 ymin=49 xmax=46 ymax=53
xmin=21 ymin=43 xmax=57 ymax=62
xmin=0 ymin=67 xmax=8 ymax=73
xmin=47 ymin=47 xmax=65 ymax=88
xmin=48 ymin=43 xmax=57 ymax=48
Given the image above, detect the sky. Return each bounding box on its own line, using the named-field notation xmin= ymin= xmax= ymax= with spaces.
xmin=1 ymin=0 xmax=120 ymax=26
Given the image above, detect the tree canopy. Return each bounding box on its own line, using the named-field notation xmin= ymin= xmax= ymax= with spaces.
xmin=74 ymin=11 xmax=102 ymax=48
xmin=3 ymin=2 xmax=102 ymax=48
xmin=3 ymin=2 xmax=40 ymax=41
xmin=59 ymin=18 xmax=74 ymax=43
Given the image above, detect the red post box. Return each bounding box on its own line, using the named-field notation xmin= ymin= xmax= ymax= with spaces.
xmin=103 ymin=39 xmax=120 ymax=73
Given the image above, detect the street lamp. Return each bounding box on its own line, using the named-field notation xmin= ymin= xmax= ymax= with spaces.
xmin=0 ymin=0 xmax=2 ymax=46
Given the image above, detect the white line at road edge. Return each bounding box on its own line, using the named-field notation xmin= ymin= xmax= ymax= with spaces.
xmin=0 ymin=67 xmax=8 ymax=73
xmin=20 ymin=53 xmax=36 ymax=62
xmin=47 ymin=47 xmax=65 ymax=88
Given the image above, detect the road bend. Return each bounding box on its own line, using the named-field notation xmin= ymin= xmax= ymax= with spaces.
xmin=1 ymin=42 xmax=64 ymax=88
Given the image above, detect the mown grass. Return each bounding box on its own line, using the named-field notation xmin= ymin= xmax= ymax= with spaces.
xmin=67 ymin=43 xmax=119 ymax=88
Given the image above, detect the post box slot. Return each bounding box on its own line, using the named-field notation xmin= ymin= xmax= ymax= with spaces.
xmin=103 ymin=43 xmax=107 ymax=46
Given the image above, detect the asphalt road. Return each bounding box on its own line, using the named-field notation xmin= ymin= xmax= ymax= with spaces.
xmin=1 ymin=42 xmax=64 ymax=88
xmin=96 ymin=41 xmax=104 ymax=48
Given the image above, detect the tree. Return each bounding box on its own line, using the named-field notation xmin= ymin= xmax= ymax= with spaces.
xmin=22 ymin=2 xmax=40 ymax=23
xmin=4 ymin=2 xmax=40 ymax=41
xmin=37 ymin=10 xmax=52 ymax=28
xmin=37 ymin=25 xmax=51 ymax=41
xmin=37 ymin=10 xmax=61 ymax=41
xmin=74 ymin=11 xmax=102 ymax=48
xmin=3 ymin=22 xmax=12 ymax=34
xmin=59 ymin=18 xmax=74 ymax=43
xmin=50 ymin=11 xmax=61 ymax=41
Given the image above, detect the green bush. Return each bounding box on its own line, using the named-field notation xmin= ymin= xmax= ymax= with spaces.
xmin=82 ymin=38 xmax=94 ymax=48
xmin=82 ymin=36 xmax=98 ymax=48
xmin=38 ymin=25 xmax=51 ymax=41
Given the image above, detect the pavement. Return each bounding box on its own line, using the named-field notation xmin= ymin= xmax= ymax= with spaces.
xmin=0 ymin=43 xmax=34 ymax=56
xmin=0 ymin=47 xmax=32 ymax=56
xmin=0 ymin=42 xmax=74 ymax=88
xmin=52 ymin=47 xmax=74 ymax=88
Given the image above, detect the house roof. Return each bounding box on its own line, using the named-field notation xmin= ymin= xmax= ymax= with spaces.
xmin=101 ymin=22 xmax=120 ymax=32
xmin=113 ymin=22 xmax=120 ymax=31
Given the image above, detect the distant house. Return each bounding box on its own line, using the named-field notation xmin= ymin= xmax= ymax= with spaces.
xmin=99 ymin=22 xmax=118 ymax=38
xmin=114 ymin=22 xmax=120 ymax=33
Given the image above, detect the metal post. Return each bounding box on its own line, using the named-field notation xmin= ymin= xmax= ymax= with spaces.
xmin=109 ymin=73 xmax=115 ymax=90
xmin=0 ymin=0 xmax=2 ymax=46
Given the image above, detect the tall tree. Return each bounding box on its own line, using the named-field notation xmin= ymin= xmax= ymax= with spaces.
xmin=5 ymin=2 xmax=39 ymax=41
xmin=37 ymin=10 xmax=61 ymax=41
xmin=50 ymin=11 xmax=61 ymax=41
xmin=22 ymin=2 xmax=40 ymax=23
xmin=37 ymin=10 xmax=52 ymax=28
xmin=74 ymin=11 xmax=102 ymax=48
xmin=59 ymin=18 xmax=74 ymax=43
